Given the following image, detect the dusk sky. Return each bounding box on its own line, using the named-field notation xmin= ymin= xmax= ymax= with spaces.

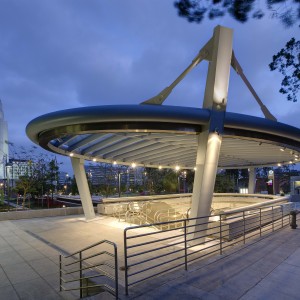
xmin=0 ymin=0 xmax=299 ymax=173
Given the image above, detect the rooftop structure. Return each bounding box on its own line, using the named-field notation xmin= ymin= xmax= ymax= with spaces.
xmin=0 ymin=100 xmax=9 ymax=179
xmin=26 ymin=104 xmax=300 ymax=169
xmin=26 ymin=25 xmax=300 ymax=224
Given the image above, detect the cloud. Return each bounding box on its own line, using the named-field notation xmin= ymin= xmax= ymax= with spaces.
xmin=0 ymin=0 xmax=298 ymax=175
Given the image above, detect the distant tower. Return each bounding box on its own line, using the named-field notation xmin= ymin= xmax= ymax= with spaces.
xmin=0 ymin=100 xmax=9 ymax=179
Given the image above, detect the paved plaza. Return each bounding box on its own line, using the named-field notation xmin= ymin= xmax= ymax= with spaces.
xmin=0 ymin=214 xmax=300 ymax=299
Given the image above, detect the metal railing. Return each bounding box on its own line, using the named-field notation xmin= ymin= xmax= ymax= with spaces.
xmin=113 ymin=200 xmax=188 ymax=227
xmin=59 ymin=240 xmax=118 ymax=299
xmin=123 ymin=202 xmax=294 ymax=295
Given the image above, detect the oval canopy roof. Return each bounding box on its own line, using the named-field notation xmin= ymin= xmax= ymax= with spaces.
xmin=26 ymin=105 xmax=300 ymax=169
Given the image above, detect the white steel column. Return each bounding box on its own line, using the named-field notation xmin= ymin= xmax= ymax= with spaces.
xmin=248 ymin=167 xmax=256 ymax=194
xmin=190 ymin=26 xmax=233 ymax=241
xmin=71 ymin=157 xmax=96 ymax=221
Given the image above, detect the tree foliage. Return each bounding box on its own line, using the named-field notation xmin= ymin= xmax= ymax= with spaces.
xmin=269 ymin=37 xmax=300 ymax=102
xmin=163 ymin=171 xmax=178 ymax=193
xmin=174 ymin=0 xmax=299 ymax=27
xmin=145 ymin=168 xmax=165 ymax=193
xmin=10 ymin=146 xmax=62 ymax=208
xmin=214 ymin=173 xmax=235 ymax=192
xmin=15 ymin=173 xmax=35 ymax=209
xmin=70 ymin=175 xmax=79 ymax=195
xmin=15 ymin=157 xmax=60 ymax=208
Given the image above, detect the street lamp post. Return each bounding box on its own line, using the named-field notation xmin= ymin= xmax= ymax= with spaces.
xmin=0 ymin=183 xmax=3 ymax=207
xmin=177 ymin=171 xmax=187 ymax=193
xmin=5 ymin=162 xmax=13 ymax=211
xmin=65 ymin=173 xmax=69 ymax=195
xmin=118 ymin=168 xmax=130 ymax=197
xmin=118 ymin=172 xmax=121 ymax=197
xmin=143 ymin=171 xmax=147 ymax=194
xmin=183 ymin=171 xmax=187 ymax=193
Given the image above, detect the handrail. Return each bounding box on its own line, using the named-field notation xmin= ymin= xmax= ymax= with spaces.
xmin=221 ymin=196 xmax=290 ymax=216
xmin=59 ymin=239 xmax=118 ymax=299
xmin=123 ymin=202 xmax=293 ymax=295
xmin=62 ymin=239 xmax=116 ymax=258
xmin=64 ymin=251 xmax=114 ymax=267
xmin=102 ymin=193 xmax=284 ymax=204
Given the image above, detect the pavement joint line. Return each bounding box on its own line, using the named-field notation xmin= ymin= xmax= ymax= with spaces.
xmin=24 ymin=230 xmax=70 ymax=257
xmin=0 ymin=264 xmax=22 ymax=300
xmin=237 ymin=255 xmax=287 ymax=299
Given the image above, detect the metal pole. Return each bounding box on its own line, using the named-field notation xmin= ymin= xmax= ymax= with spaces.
xmin=114 ymin=244 xmax=119 ymax=300
xmin=59 ymin=255 xmax=62 ymax=292
xmin=259 ymin=208 xmax=262 ymax=237
xmin=118 ymin=173 xmax=121 ymax=197
xmin=243 ymin=211 xmax=246 ymax=244
xmin=6 ymin=164 xmax=10 ymax=211
xmin=272 ymin=206 xmax=274 ymax=232
xmin=219 ymin=215 xmax=223 ymax=255
xmin=79 ymin=252 xmax=83 ymax=298
xmin=124 ymin=229 xmax=129 ymax=296
xmin=184 ymin=220 xmax=188 ymax=270
xmin=11 ymin=163 xmax=13 ymax=201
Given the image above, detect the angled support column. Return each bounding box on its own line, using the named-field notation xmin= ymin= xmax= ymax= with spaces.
xmin=190 ymin=26 xmax=233 ymax=242
xmin=248 ymin=167 xmax=256 ymax=194
xmin=71 ymin=157 xmax=96 ymax=221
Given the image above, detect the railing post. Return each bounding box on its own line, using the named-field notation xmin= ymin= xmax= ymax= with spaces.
xmin=184 ymin=220 xmax=188 ymax=270
xmin=259 ymin=208 xmax=262 ymax=237
xmin=281 ymin=206 xmax=284 ymax=228
xmin=114 ymin=245 xmax=119 ymax=300
xmin=272 ymin=206 xmax=274 ymax=232
xmin=124 ymin=229 xmax=129 ymax=296
xmin=79 ymin=252 xmax=83 ymax=298
xmin=59 ymin=255 xmax=62 ymax=292
xmin=219 ymin=214 xmax=223 ymax=255
xmin=243 ymin=211 xmax=246 ymax=244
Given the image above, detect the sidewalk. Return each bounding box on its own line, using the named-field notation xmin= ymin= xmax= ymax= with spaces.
xmin=124 ymin=223 xmax=300 ymax=300
xmin=0 ymin=214 xmax=299 ymax=299
xmin=0 ymin=215 xmax=127 ymax=300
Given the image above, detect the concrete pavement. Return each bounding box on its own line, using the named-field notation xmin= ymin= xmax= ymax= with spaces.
xmin=0 ymin=214 xmax=299 ymax=299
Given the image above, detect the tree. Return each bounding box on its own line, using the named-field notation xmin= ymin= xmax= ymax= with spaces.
xmin=269 ymin=38 xmax=300 ymax=102
xmin=0 ymin=189 xmax=4 ymax=206
xmin=174 ymin=0 xmax=299 ymax=27
xmin=16 ymin=173 xmax=36 ymax=209
xmin=275 ymin=165 xmax=300 ymax=194
xmin=174 ymin=0 xmax=300 ymax=102
xmin=145 ymin=167 xmax=165 ymax=194
xmin=70 ymin=175 xmax=79 ymax=195
xmin=162 ymin=170 xmax=178 ymax=193
xmin=48 ymin=159 xmax=59 ymax=199
xmin=13 ymin=147 xmax=62 ymax=208
xmin=214 ymin=172 xmax=235 ymax=192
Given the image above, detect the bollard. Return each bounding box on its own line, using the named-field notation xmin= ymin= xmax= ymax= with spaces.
xmin=290 ymin=211 xmax=298 ymax=229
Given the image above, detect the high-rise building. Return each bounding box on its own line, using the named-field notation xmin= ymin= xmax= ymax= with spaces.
xmin=5 ymin=159 xmax=33 ymax=187
xmin=0 ymin=100 xmax=9 ymax=179
xmin=84 ymin=163 xmax=144 ymax=189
